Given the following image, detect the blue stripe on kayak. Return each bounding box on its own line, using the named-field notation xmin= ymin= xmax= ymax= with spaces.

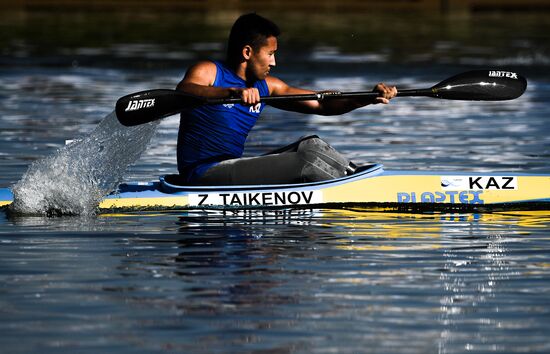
xmin=0 ymin=188 xmax=14 ymax=203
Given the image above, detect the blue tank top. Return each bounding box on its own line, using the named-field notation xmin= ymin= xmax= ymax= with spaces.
xmin=177 ymin=61 xmax=269 ymax=182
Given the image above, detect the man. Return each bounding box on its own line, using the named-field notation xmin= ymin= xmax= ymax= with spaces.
xmin=176 ymin=13 xmax=397 ymax=185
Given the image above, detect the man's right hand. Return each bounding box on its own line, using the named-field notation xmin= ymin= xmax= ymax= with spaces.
xmin=372 ymin=83 xmax=398 ymax=104
xmin=229 ymin=87 xmax=261 ymax=105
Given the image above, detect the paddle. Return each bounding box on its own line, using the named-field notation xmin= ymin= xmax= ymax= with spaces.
xmin=116 ymin=69 xmax=527 ymax=127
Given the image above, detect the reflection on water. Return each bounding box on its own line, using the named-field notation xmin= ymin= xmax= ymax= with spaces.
xmin=1 ymin=208 xmax=549 ymax=352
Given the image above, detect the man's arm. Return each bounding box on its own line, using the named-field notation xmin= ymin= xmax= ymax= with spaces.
xmin=266 ymin=76 xmax=397 ymax=116
xmin=176 ymin=61 xmax=261 ymax=105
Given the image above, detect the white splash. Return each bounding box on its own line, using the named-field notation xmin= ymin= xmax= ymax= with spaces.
xmin=10 ymin=111 xmax=158 ymax=216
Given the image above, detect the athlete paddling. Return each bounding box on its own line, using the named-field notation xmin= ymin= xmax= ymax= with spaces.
xmin=176 ymin=13 xmax=397 ymax=185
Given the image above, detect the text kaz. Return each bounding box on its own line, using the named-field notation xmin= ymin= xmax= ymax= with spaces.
xmin=441 ymin=176 xmax=517 ymax=190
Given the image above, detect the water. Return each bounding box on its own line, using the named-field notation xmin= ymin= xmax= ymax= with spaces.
xmin=2 ymin=210 xmax=550 ymax=353
xmin=1 ymin=7 xmax=550 ymax=353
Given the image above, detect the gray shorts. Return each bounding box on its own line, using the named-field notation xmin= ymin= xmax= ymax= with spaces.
xmin=193 ymin=136 xmax=355 ymax=186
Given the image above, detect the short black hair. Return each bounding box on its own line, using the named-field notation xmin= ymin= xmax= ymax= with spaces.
xmin=226 ymin=13 xmax=280 ymax=64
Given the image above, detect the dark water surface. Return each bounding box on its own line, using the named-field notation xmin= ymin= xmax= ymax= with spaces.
xmin=1 ymin=7 xmax=550 ymax=353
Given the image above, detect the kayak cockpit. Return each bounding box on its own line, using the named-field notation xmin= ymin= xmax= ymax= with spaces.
xmin=160 ymin=163 xmax=384 ymax=193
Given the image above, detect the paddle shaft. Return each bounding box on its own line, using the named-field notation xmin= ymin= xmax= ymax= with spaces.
xmin=204 ymin=89 xmax=432 ymax=105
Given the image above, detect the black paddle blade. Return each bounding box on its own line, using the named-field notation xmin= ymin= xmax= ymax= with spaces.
xmin=431 ymin=70 xmax=527 ymax=101
xmin=116 ymin=89 xmax=203 ymax=126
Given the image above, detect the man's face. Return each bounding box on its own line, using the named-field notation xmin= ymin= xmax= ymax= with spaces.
xmin=247 ymin=36 xmax=277 ymax=81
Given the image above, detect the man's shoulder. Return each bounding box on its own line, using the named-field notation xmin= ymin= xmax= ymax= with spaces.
xmin=189 ymin=60 xmax=217 ymax=71
xmin=265 ymin=76 xmax=288 ymax=95
xmin=185 ymin=61 xmax=218 ymax=80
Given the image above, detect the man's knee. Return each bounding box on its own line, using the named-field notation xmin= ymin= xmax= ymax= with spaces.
xmin=296 ymin=138 xmax=353 ymax=181
xmin=298 ymin=138 xmax=350 ymax=165
xmin=296 ymin=147 xmax=344 ymax=182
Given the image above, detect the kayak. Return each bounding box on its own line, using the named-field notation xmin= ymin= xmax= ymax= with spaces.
xmin=2 ymin=70 xmax=536 ymax=214
xmin=2 ymin=164 xmax=549 ymax=212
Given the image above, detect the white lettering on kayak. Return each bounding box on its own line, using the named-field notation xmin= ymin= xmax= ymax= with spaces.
xmin=188 ymin=190 xmax=322 ymax=207
xmin=441 ymin=176 xmax=517 ymax=190
xmin=488 ymin=71 xmax=518 ymax=79
xmin=125 ymin=98 xmax=155 ymax=112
